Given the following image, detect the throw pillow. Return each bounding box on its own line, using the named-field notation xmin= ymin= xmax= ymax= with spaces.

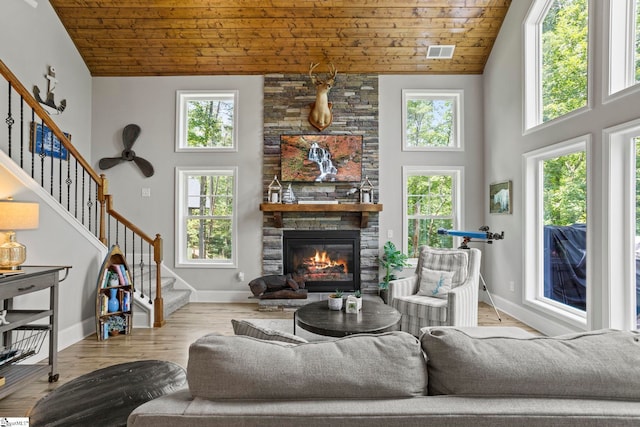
xmin=231 ymin=319 xmax=308 ymax=344
xmin=418 ymin=267 xmax=454 ymax=298
xmin=417 ymin=246 xmax=469 ymax=287
xmin=421 ymin=328 xmax=640 ymax=400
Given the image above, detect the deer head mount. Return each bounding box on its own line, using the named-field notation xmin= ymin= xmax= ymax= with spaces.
xmin=308 ymin=63 xmax=337 ymax=131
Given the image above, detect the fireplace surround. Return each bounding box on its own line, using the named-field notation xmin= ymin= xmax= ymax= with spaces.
xmin=261 ymin=73 xmax=379 ymax=294
xmin=283 ymin=230 xmax=360 ymax=292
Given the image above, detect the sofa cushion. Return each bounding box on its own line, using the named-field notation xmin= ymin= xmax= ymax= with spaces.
xmin=416 ymin=246 xmax=469 ymax=287
xmin=188 ymin=331 xmax=427 ymax=400
xmin=392 ymin=295 xmax=448 ymax=322
xmin=421 ymin=328 xmax=640 ymax=400
xmin=417 ymin=267 xmax=454 ymax=298
xmin=231 ymin=319 xmax=308 ymax=344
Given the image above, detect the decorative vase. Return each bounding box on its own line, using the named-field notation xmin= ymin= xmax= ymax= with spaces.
xmin=328 ymin=296 xmax=343 ymax=311
xmin=345 ymin=295 xmax=358 ymax=314
xmin=108 ymin=288 xmax=120 ymax=313
xmin=379 ymin=288 xmax=389 ymax=305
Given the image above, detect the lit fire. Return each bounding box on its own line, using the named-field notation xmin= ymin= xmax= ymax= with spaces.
xmin=304 ymin=250 xmax=348 ymax=274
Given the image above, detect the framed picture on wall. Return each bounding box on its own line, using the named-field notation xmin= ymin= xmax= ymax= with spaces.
xmin=30 ymin=122 xmax=70 ymax=160
xmin=280 ymin=134 xmax=362 ymax=182
xmin=489 ymin=180 xmax=512 ymax=214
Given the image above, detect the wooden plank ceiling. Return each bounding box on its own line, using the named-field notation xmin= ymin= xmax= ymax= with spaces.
xmin=50 ymin=0 xmax=511 ymax=77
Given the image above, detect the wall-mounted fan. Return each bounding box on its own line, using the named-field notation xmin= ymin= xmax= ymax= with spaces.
xmin=99 ymin=124 xmax=154 ymax=177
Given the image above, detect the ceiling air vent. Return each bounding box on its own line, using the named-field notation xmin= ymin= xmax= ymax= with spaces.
xmin=426 ymin=45 xmax=455 ymax=59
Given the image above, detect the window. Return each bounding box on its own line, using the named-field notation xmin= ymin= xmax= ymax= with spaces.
xmin=607 ymin=0 xmax=640 ymax=96
xmin=402 ymin=90 xmax=462 ymax=151
xmin=175 ymin=90 xmax=238 ymax=152
xmin=403 ymin=166 xmax=463 ymax=258
xmin=524 ymin=0 xmax=589 ymax=129
xmin=175 ymin=167 xmax=237 ymax=268
xmin=603 ymin=119 xmax=640 ymax=330
xmin=523 ymin=136 xmax=590 ymax=327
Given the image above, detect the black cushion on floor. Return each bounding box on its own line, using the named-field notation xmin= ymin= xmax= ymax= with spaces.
xmin=27 ymin=359 xmax=187 ymax=427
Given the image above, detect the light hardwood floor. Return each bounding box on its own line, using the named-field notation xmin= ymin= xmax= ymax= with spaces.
xmin=0 ymin=302 xmax=537 ymax=416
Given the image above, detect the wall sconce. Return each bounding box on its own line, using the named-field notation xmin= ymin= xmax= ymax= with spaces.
xmin=359 ymin=176 xmax=374 ymax=204
xmin=0 ymin=200 xmax=39 ymax=270
xmin=268 ymin=176 xmax=282 ymax=204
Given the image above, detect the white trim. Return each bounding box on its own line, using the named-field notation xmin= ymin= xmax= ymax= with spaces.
xmin=522 ymin=135 xmax=591 ymax=330
xmin=401 ymin=166 xmax=464 ymax=258
xmin=523 ymin=0 xmax=592 ymax=132
xmin=602 ymin=118 xmax=640 ymax=330
xmin=175 ymin=90 xmax=239 ymax=153
xmin=604 ymin=0 xmax=639 ymax=99
xmin=401 ymin=89 xmax=463 ymax=152
xmin=489 ymin=292 xmax=579 ymax=337
xmin=175 ymin=166 xmax=238 ymax=268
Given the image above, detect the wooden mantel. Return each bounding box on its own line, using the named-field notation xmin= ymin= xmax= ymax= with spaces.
xmin=260 ymin=203 xmax=383 ymax=228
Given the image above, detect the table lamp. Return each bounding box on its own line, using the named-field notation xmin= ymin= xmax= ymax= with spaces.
xmin=0 ymin=200 xmax=39 ymax=270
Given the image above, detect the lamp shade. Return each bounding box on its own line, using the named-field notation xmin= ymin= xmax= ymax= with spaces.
xmin=0 ymin=201 xmax=39 ymax=230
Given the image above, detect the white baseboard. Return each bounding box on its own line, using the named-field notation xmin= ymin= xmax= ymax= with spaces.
xmin=488 ymin=293 xmax=580 ymax=336
xmin=194 ymin=290 xmax=258 ymax=303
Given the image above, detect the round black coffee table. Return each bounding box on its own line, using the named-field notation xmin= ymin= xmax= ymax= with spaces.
xmin=294 ymin=299 xmax=401 ymax=338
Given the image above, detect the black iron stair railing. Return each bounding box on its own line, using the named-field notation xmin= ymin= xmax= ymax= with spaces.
xmin=0 ymin=59 xmax=165 ymax=327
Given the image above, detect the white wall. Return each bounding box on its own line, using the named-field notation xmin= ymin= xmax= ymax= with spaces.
xmin=483 ymin=0 xmax=640 ymax=335
xmin=91 ymin=76 xmax=264 ymax=299
xmin=0 ymin=0 xmax=100 ymax=347
xmin=0 ymin=0 xmax=92 ymax=157
xmin=378 ymin=75 xmax=485 ymax=262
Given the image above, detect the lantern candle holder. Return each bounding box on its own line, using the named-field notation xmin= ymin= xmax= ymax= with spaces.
xmin=268 ymin=176 xmax=283 ymax=204
xmin=359 ymin=176 xmax=374 ymax=204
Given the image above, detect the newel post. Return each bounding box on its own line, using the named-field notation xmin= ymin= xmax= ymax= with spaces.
xmin=98 ymin=174 xmax=108 ymax=245
xmin=153 ymin=233 xmax=165 ymax=327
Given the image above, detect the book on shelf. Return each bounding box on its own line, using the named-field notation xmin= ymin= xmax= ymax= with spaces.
xmin=114 ymin=264 xmax=131 ymax=285
xmin=122 ymin=290 xmax=131 ymax=312
xmin=100 ymin=293 xmax=109 ymax=315
xmin=100 ymin=269 xmax=111 ymax=288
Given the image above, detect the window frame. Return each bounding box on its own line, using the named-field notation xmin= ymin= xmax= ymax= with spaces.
xmin=522 ymin=135 xmax=591 ymax=329
xmin=402 ymin=166 xmax=464 ymax=260
xmin=401 ymin=89 xmax=463 ymax=152
xmin=603 ymin=118 xmax=640 ymax=330
xmin=604 ymin=0 xmax=640 ymax=101
xmin=523 ymin=0 xmax=592 ymax=133
xmin=175 ymin=90 xmax=239 ymax=153
xmin=175 ymin=166 xmax=238 ymax=268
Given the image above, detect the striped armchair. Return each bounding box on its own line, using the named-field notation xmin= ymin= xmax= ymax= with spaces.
xmin=389 ymin=246 xmax=481 ymax=337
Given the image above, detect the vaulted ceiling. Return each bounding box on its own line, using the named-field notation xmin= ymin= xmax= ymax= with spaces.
xmin=50 ymin=0 xmax=511 ymax=77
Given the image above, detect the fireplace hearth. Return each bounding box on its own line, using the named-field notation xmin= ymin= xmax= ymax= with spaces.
xmin=283 ymin=230 xmax=360 ymax=292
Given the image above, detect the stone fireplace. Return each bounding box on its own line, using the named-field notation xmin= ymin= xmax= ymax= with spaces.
xmin=283 ymin=230 xmax=360 ymax=292
xmin=261 ymin=73 xmax=379 ymax=294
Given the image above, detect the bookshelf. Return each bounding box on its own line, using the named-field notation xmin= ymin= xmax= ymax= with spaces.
xmin=95 ymin=245 xmax=133 ymax=341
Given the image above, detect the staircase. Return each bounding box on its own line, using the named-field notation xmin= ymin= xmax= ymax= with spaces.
xmin=0 ymin=59 xmax=189 ymax=327
xmin=131 ymin=266 xmax=192 ymax=328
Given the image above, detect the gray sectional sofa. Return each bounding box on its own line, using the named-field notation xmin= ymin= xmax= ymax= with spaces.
xmin=128 ymin=328 xmax=640 ymax=426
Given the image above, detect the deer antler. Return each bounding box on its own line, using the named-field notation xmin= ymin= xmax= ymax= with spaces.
xmin=309 ymin=63 xmax=320 ymax=85
xmin=327 ymin=63 xmax=337 ymax=81
xmin=309 ymin=62 xmax=337 ymax=87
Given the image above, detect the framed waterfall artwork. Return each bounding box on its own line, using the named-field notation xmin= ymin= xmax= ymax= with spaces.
xmin=489 ymin=180 xmax=512 ymax=214
xmin=29 ymin=122 xmax=70 ymax=160
xmin=280 ymin=135 xmax=362 ymax=182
